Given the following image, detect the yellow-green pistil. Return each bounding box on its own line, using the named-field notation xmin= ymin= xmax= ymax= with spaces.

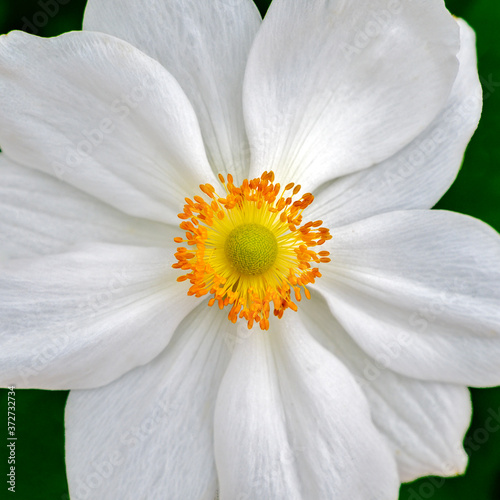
xmin=224 ymin=223 xmax=278 ymax=276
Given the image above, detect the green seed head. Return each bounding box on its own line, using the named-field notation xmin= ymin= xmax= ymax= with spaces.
xmin=224 ymin=223 xmax=278 ymax=276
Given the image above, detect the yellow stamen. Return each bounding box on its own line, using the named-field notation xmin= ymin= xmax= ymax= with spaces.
xmin=172 ymin=171 xmax=332 ymax=331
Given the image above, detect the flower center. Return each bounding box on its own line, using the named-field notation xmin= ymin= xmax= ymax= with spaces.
xmin=173 ymin=171 xmax=331 ymax=330
xmin=224 ymin=223 xmax=278 ymax=276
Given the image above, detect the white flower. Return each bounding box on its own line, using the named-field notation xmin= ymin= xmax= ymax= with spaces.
xmin=0 ymin=0 xmax=499 ymax=499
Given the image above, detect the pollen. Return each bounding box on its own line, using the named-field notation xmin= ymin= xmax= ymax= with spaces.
xmin=172 ymin=171 xmax=332 ymax=331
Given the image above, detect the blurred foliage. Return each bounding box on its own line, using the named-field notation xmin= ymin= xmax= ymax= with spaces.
xmin=0 ymin=0 xmax=499 ymax=499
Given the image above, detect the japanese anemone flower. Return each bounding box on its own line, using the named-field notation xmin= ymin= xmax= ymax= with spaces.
xmin=1 ymin=0 xmax=500 ymax=498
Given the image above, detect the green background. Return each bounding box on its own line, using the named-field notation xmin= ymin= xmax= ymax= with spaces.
xmin=0 ymin=0 xmax=499 ymax=499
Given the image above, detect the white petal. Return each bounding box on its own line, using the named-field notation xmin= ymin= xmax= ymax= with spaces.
xmin=299 ymin=292 xmax=471 ymax=482
xmin=84 ymin=0 xmax=261 ymax=183
xmin=309 ymin=19 xmax=482 ymax=227
xmin=214 ymin=316 xmax=399 ymax=500
xmin=0 ymin=243 xmax=200 ymax=389
xmin=244 ymin=0 xmax=459 ymax=191
xmin=0 ymin=154 xmax=172 ymax=259
xmin=313 ymin=210 xmax=500 ymax=387
xmin=66 ymin=303 xmax=231 ymax=500
xmin=0 ymin=30 xmax=217 ymax=225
